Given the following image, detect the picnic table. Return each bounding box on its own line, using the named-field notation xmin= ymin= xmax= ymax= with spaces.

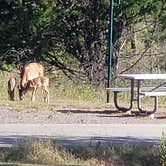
xmin=107 ymin=74 xmax=166 ymax=117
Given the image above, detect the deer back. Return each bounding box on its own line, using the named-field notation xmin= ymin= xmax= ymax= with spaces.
xmin=20 ymin=62 xmax=44 ymax=87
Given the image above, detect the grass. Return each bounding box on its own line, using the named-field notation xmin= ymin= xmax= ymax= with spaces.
xmin=0 ymin=70 xmax=107 ymax=111
xmin=0 ymin=139 xmax=162 ymax=166
xmin=1 ymin=70 xmax=166 ymax=112
xmin=1 ymin=72 xmax=165 ymax=112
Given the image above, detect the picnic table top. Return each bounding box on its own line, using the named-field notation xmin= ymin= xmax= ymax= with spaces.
xmin=118 ymin=74 xmax=166 ymax=80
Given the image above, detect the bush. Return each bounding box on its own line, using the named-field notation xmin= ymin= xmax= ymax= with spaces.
xmin=159 ymin=133 xmax=166 ymax=166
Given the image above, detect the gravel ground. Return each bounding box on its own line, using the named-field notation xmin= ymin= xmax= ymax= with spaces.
xmin=0 ymin=106 xmax=166 ymax=124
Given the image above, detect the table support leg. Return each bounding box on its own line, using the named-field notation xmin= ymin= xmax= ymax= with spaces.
xmin=137 ymin=80 xmax=145 ymax=113
xmin=114 ymin=80 xmax=134 ymax=112
xmin=137 ymin=80 xmax=158 ymax=115
xmin=137 ymin=96 xmax=158 ymax=115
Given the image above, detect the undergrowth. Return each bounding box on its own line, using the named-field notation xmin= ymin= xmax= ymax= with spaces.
xmin=0 ymin=71 xmax=106 ymax=111
xmin=0 ymin=139 xmax=161 ymax=166
xmin=159 ymin=133 xmax=166 ymax=166
xmin=0 ymin=70 xmax=165 ymax=112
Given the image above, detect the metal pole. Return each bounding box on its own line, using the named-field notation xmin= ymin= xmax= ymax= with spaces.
xmin=107 ymin=0 xmax=114 ymax=103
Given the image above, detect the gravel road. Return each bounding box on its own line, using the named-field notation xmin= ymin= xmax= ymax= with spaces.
xmin=1 ymin=124 xmax=166 ymax=147
xmin=0 ymin=106 xmax=166 ymax=147
xmin=0 ymin=106 xmax=166 ymax=124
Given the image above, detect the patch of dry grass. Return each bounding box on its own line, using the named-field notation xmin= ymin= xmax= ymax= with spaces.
xmin=0 ymin=139 xmax=160 ymax=166
xmin=22 ymin=140 xmax=81 ymax=165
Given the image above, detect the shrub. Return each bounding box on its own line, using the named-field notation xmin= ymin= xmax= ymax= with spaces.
xmin=159 ymin=133 xmax=166 ymax=166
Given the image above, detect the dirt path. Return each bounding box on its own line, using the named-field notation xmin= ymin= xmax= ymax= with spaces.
xmin=0 ymin=106 xmax=166 ymax=124
xmin=0 ymin=106 xmax=166 ymax=147
xmin=0 ymin=124 xmax=164 ymax=147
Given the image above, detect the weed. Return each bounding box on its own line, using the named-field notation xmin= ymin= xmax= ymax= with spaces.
xmin=159 ymin=133 xmax=166 ymax=166
xmin=0 ymin=139 xmax=161 ymax=166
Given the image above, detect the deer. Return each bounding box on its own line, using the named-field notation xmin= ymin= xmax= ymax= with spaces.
xmin=20 ymin=61 xmax=44 ymax=88
xmin=18 ymin=61 xmax=45 ymax=101
xmin=19 ymin=76 xmax=49 ymax=103
xmin=8 ymin=76 xmax=17 ymax=101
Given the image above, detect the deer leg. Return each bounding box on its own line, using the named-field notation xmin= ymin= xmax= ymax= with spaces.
xmin=11 ymin=89 xmax=15 ymax=101
xmin=31 ymin=87 xmax=37 ymax=102
xmin=8 ymin=89 xmax=15 ymax=101
xmin=43 ymin=86 xmax=49 ymax=103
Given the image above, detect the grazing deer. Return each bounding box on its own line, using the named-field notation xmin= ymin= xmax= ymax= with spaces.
xmin=8 ymin=76 xmax=16 ymax=101
xmin=20 ymin=61 xmax=44 ymax=88
xmin=19 ymin=76 xmax=49 ymax=103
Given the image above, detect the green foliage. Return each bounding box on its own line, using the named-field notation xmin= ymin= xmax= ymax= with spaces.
xmin=159 ymin=133 xmax=166 ymax=166
xmin=0 ymin=0 xmax=165 ymax=85
xmin=52 ymin=74 xmax=104 ymax=102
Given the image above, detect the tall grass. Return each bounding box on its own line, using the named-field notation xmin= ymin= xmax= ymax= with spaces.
xmin=0 ymin=71 xmax=104 ymax=103
xmin=159 ymin=133 xmax=166 ymax=166
xmin=0 ymin=70 xmax=165 ymax=111
xmin=50 ymin=74 xmax=105 ymax=102
xmin=0 ymin=71 xmax=106 ymax=111
xmin=0 ymin=139 xmax=161 ymax=166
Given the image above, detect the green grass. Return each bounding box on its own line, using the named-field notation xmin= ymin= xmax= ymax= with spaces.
xmin=0 ymin=71 xmax=107 ymax=111
xmin=49 ymin=73 xmax=105 ymax=102
xmin=159 ymin=133 xmax=166 ymax=166
xmin=0 ymin=70 xmax=166 ymax=112
xmin=0 ymin=69 xmax=166 ymax=114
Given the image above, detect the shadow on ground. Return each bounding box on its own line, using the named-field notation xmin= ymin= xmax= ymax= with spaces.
xmin=0 ymin=135 xmax=159 ymax=148
xmin=56 ymin=109 xmax=121 ymax=114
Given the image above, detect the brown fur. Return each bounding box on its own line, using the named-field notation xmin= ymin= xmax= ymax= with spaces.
xmin=20 ymin=62 xmax=44 ymax=88
xmin=19 ymin=76 xmax=49 ymax=103
xmin=8 ymin=77 xmax=16 ymax=101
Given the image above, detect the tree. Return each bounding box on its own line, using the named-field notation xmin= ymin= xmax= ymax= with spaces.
xmin=0 ymin=0 xmax=165 ymax=86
